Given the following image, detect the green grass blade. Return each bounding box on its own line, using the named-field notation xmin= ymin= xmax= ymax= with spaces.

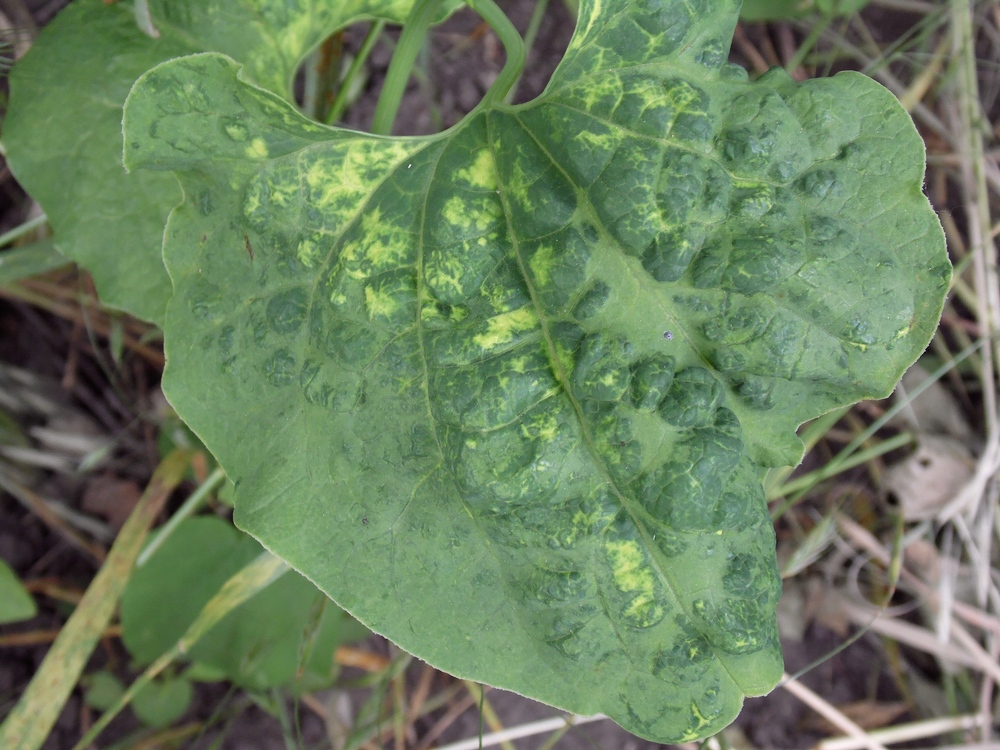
xmin=0 ymin=241 xmax=70 ymax=287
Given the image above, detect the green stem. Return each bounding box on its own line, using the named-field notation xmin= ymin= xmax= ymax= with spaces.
xmin=466 ymin=0 xmax=526 ymax=109
xmin=769 ymin=430 xmax=914 ymax=503
xmin=327 ymin=21 xmax=387 ymax=125
xmin=503 ymin=0 xmax=548 ymax=104
xmin=371 ymin=0 xmax=526 ymax=134
xmin=784 ymin=16 xmax=830 ymax=75
xmin=0 ymin=214 xmax=47 ymax=248
xmin=371 ymin=0 xmax=443 ymax=135
xmin=137 ymin=466 xmax=226 ymax=566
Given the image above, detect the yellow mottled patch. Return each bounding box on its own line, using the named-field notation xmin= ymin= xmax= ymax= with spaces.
xmin=245 ymin=138 xmax=269 ymax=159
xmin=330 ymin=291 xmax=347 ymax=307
xmin=473 ymin=307 xmax=539 ymax=351
xmin=573 ymin=130 xmax=616 ymax=153
xmin=678 ymin=703 xmax=716 ymax=742
xmin=364 ymin=285 xmax=398 ymax=320
xmin=522 ymin=412 xmax=559 ymax=442
xmin=424 ymin=250 xmax=470 ymax=299
xmin=442 ymin=195 xmax=500 ymax=235
xmin=297 ymin=238 xmax=320 ymax=268
xmin=224 ymin=123 xmax=248 ymax=141
xmin=302 ymin=142 xmax=415 ymax=230
xmin=605 ymin=539 xmax=663 ymax=627
xmin=243 ymin=185 xmax=262 ymax=217
xmin=529 ymin=245 xmax=555 ymax=288
xmin=455 ymin=149 xmax=497 ymax=190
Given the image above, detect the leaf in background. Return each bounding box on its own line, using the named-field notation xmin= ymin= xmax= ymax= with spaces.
xmin=82 ymin=672 xmax=126 ymax=713
xmin=740 ymin=0 xmax=871 ymax=20
xmin=121 ymin=516 xmax=367 ymax=691
xmin=2 ymin=0 xmax=447 ymax=323
xmin=131 ymin=675 xmax=193 ymax=728
xmin=124 ymin=0 xmax=949 ymax=741
xmin=0 ymin=559 xmax=36 ymax=624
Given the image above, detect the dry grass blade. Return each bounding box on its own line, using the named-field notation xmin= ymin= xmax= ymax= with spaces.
xmin=780 ymin=674 xmax=890 ymax=750
xmin=431 ymin=713 xmax=607 ymax=750
xmin=941 ymin=0 xmax=1000 ymax=523
xmin=818 ymin=713 xmax=987 ymax=750
xmin=0 ymin=449 xmax=190 ymax=750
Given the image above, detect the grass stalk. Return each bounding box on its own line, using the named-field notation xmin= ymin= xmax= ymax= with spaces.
xmin=0 ymin=451 xmax=191 ymax=750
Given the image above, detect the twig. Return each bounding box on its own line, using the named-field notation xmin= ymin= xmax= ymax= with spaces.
xmin=780 ymin=674 xmax=890 ymax=750
xmin=431 ymin=713 xmax=606 ymax=750
xmin=818 ymin=713 xmax=986 ymax=750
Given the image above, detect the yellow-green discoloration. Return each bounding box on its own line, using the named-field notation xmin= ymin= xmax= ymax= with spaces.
xmin=679 ymin=703 xmax=717 ymax=742
xmin=303 ymin=141 xmax=416 ymax=230
xmin=224 ymin=122 xmax=249 ymax=141
xmin=663 ymin=80 xmax=703 ymax=114
xmin=442 ymin=194 xmax=501 ymax=236
xmin=473 ymin=307 xmax=539 ymax=351
xmin=424 ymin=250 xmax=468 ymax=299
xmin=297 ymin=238 xmax=320 ymax=268
xmin=605 ymin=539 xmax=664 ymax=627
xmin=364 ymin=284 xmax=399 ymax=321
xmin=341 ymin=209 xmax=413 ymax=280
xmin=529 ymin=245 xmax=555 ymax=288
xmin=520 ymin=411 xmax=559 ymax=442
xmin=245 ymin=137 xmax=269 ymax=159
xmin=454 ymin=149 xmax=498 ymax=189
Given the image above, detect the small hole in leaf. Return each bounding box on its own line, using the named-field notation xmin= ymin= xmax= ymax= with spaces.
xmin=663 ymin=331 xmax=674 ymax=341
xmin=293 ymin=1 xmax=575 ymax=135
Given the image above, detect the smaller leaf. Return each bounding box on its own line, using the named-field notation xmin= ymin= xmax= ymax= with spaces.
xmin=83 ymin=672 xmax=126 ymax=712
xmin=182 ymin=661 xmax=228 ymax=683
xmin=121 ymin=516 xmax=368 ymax=690
xmin=741 ymin=0 xmax=870 ymax=20
xmin=132 ymin=675 xmax=193 ymax=728
xmin=0 ymin=559 xmax=37 ymax=624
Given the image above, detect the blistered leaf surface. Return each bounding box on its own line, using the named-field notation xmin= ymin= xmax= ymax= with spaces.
xmin=124 ymin=0 xmax=949 ymax=740
xmin=3 ymin=0 xmax=437 ymax=322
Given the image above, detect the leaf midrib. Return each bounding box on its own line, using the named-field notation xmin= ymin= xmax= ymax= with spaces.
xmin=483 ymin=110 xmax=743 ymax=695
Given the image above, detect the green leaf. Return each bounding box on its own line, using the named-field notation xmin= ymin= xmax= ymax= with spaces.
xmin=131 ymin=675 xmax=193 ymax=728
xmin=740 ymin=0 xmax=870 ymax=20
xmin=3 ymin=0 xmax=449 ymax=323
xmin=83 ymin=672 xmax=126 ymax=713
xmin=124 ymin=0 xmax=949 ymax=742
xmin=121 ymin=516 xmax=367 ymax=691
xmin=0 ymin=241 xmax=70 ymax=288
xmin=0 ymin=559 xmax=36 ymax=624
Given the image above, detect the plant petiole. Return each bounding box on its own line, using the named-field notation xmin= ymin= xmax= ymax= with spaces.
xmin=371 ymin=0 xmax=525 ymax=135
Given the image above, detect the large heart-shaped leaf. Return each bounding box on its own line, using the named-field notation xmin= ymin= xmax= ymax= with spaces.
xmin=2 ymin=0 xmax=440 ymax=322
xmin=124 ymin=0 xmax=949 ymax=741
